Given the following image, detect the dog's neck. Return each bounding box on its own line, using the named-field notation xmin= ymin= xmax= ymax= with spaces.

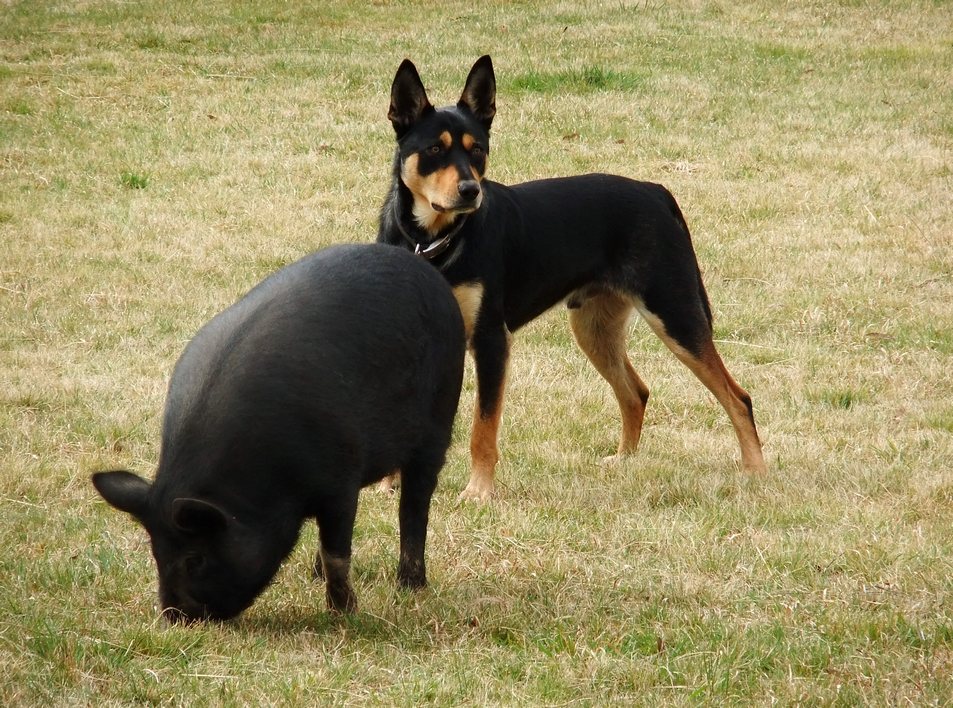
xmin=410 ymin=195 xmax=459 ymax=235
xmin=391 ymin=196 xmax=469 ymax=261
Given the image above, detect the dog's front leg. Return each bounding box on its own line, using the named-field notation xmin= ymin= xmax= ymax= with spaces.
xmin=460 ymin=322 xmax=511 ymax=502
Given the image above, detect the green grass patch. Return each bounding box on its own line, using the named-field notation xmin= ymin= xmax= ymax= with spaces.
xmin=809 ymin=388 xmax=869 ymax=410
xmin=134 ymin=32 xmax=167 ymax=51
xmin=926 ymin=408 xmax=953 ymax=434
xmin=119 ymin=172 xmax=149 ymax=190
xmin=508 ymin=66 xmax=644 ymax=93
xmin=4 ymin=98 xmax=34 ymax=115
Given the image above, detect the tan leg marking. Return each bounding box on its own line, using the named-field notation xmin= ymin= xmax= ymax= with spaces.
xmin=636 ymin=305 xmax=766 ymax=474
xmin=460 ymin=395 xmax=505 ymax=502
xmin=459 ymin=330 xmax=510 ymax=503
xmin=452 ymin=282 xmax=484 ymax=343
xmin=569 ymin=292 xmax=650 ymax=461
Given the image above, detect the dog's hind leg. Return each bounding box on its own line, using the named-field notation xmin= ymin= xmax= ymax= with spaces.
xmin=569 ymin=291 xmax=650 ymax=463
xmin=377 ymin=470 xmax=400 ymax=494
xmin=634 ymin=301 xmax=766 ymax=474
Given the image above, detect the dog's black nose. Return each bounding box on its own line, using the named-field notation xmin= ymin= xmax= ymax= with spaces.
xmin=458 ymin=180 xmax=480 ymax=201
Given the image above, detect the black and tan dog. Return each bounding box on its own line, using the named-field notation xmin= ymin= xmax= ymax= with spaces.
xmin=378 ymin=55 xmax=766 ymax=501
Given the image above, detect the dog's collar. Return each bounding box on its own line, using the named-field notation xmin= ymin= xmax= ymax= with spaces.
xmin=393 ymin=207 xmax=468 ymax=261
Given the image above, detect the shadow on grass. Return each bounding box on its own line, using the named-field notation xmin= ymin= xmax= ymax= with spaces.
xmin=234 ymin=588 xmax=440 ymax=641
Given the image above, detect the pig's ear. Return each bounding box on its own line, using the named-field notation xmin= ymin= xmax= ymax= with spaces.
xmin=92 ymin=470 xmax=151 ymax=523
xmin=171 ymin=498 xmax=228 ymax=536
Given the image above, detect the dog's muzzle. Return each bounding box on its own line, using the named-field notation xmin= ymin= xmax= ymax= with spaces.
xmin=457 ymin=180 xmax=481 ymax=202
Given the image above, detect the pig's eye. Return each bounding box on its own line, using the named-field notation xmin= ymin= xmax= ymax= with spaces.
xmin=184 ymin=555 xmax=206 ymax=574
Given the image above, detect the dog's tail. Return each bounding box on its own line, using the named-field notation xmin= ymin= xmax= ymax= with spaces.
xmin=662 ymin=187 xmax=715 ymax=331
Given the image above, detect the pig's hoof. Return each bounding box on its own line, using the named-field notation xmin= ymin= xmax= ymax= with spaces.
xmin=397 ymin=566 xmax=427 ymax=590
xmin=327 ymin=583 xmax=357 ymax=614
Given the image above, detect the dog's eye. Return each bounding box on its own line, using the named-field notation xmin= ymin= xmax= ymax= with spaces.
xmin=471 ymin=145 xmax=485 ymax=157
xmin=425 ymin=144 xmax=441 ymax=156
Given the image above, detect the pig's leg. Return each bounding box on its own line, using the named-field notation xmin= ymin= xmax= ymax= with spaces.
xmin=316 ymin=491 xmax=359 ymax=613
xmin=397 ymin=451 xmax=442 ymax=590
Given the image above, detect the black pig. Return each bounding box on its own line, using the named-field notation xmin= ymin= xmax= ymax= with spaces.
xmin=92 ymin=244 xmax=465 ymax=622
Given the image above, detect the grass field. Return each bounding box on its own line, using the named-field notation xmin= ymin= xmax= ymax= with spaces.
xmin=2 ymin=0 xmax=952 ymax=704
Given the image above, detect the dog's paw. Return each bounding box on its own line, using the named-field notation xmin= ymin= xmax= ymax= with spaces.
xmin=457 ymin=480 xmax=495 ymax=503
xmin=743 ymin=460 xmax=768 ymax=476
xmin=377 ymin=472 xmax=400 ymax=494
xmin=600 ymin=453 xmax=627 ymax=467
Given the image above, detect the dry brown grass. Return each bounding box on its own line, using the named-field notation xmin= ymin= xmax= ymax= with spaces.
xmin=2 ymin=0 xmax=952 ymax=704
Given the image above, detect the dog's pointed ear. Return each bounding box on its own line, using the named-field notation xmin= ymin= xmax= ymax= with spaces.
xmin=388 ymin=59 xmax=433 ymax=138
xmin=458 ymin=55 xmax=496 ymax=131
